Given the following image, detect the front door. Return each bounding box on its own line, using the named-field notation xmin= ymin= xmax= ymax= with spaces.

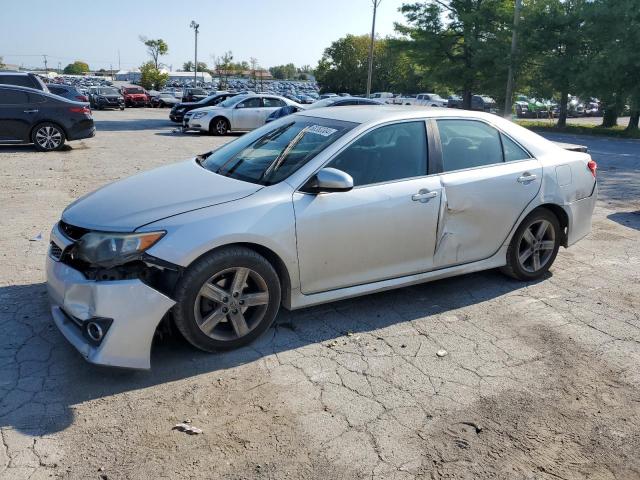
xmin=293 ymin=120 xmax=441 ymax=294
xmin=432 ymin=119 xmax=542 ymax=267
xmin=0 ymin=89 xmax=32 ymax=142
xmin=232 ymin=97 xmax=263 ymax=130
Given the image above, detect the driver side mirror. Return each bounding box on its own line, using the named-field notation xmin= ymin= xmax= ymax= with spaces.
xmin=301 ymin=168 xmax=354 ymax=194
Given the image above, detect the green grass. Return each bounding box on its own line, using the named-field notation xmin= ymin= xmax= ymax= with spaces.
xmin=515 ymin=120 xmax=640 ymax=139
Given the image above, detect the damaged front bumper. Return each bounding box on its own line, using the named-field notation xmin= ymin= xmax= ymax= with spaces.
xmin=46 ymin=224 xmax=175 ymax=369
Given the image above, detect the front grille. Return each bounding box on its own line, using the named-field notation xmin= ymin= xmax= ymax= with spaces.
xmin=59 ymin=220 xmax=89 ymax=241
xmin=49 ymin=242 xmax=63 ymax=261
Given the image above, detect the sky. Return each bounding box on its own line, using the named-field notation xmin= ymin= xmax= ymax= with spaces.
xmin=0 ymin=0 xmax=408 ymax=71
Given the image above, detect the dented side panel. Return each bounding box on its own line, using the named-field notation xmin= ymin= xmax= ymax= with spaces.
xmin=433 ymin=159 xmax=542 ymax=268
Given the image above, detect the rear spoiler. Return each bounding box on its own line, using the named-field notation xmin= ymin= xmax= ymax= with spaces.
xmin=553 ymin=141 xmax=588 ymax=153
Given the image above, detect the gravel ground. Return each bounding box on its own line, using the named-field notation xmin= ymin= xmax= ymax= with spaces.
xmin=1 ymin=108 xmax=639 ymax=480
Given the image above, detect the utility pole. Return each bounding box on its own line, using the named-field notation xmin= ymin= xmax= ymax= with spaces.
xmin=118 ymin=49 xmax=121 ymax=71
xmin=57 ymin=62 xmax=61 ymax=73
xmin=366 ymin=0 xmax=381 ymax=98
xmin=190 ymin=21 xmax=200 ymax=86
xmin=42 ymin=54 xmax=48 ymax=72
xmin=504 ymin=0 xmax=522 ymax=118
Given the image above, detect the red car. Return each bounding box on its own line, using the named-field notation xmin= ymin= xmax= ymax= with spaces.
xmin=121 ymin=86 xmax=149 ymax=107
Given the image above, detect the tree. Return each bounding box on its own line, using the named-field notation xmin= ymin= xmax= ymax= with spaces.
xmin=0 ymin=56 xmax=5 ymax=69
xmin=520 ymin=0 xmax=589 ymax=127
xmin=139 ymin=37 xmax=168 ymax=69
xmin=394 ymin=0 xmax=513 ymax=109
xmin=580 ymin=0 xmax=640 ymax=129
xmin=63 ymin=61 xmax=90 ymax=75
xmin=315 ymin=34 xmax=423 ymax=95
xmin=269 ymin=63 xmax=297 ymax=80
xmin=182 ymin=61 xmax=209 ymax=73
xmin=212 ymin=51 xmax=235 ymax=88
xmin=139 ymin=61 xmax=168 ymax=90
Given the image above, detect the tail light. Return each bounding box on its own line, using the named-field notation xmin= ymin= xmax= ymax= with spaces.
xmin=76 ymin=95 xmax=89 ymax=102
xmin=69 ymin=106 xmax=91 ymax=115
xmin=587 ymin=158 xmax=597 ymax=177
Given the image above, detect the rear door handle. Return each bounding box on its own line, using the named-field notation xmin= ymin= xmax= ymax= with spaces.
xmin=412 ymin=189 xmax=438 ymax=202
xmin=517 ymin=173 xmax=537 ymax=183
xmin=23 ymin=109 xmax=39 ymax=114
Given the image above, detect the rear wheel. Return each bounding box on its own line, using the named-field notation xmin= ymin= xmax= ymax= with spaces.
xmin=210 ymin=117 xmax=229 ymax=136
xmin=31 ymin=123 xmax=66 ymax=152
xmin=501 ymin=208 xmax=561 ymax=281
xmin=173 ymin=247 xmax=281 ymax=352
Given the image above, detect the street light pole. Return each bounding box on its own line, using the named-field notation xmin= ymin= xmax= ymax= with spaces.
xmin=504 ymin=0 xmax=522 ymax=118
xmin=190 ymin=21 xmax=200 ymax=86
xmin=366 ymin=0 xmax=381 ymax=98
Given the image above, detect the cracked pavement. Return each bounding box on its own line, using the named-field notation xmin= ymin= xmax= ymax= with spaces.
xmin=1 ymin=110 xmax=639 ymax=479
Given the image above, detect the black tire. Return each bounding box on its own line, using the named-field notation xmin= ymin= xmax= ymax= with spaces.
xmin=173 ymin=246 xmax=281 ymax=352
xmin=31 ymin=122 xmax=66 ymax=152
xmin=501 ymin=208 xmax=561 ymax=281
xmin=210 ymin=117 xmax=230 ymax=136
xmin=119 ymin=106 xmax=125 ymax=111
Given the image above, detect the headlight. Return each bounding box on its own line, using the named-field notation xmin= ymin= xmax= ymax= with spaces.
xmin=176 ymin=107 xmax=185 ymax=112
xmin=192 ymin=111 xmax=208 ymax=119
xmin=75 ymin=231 xmax=165 ymax=268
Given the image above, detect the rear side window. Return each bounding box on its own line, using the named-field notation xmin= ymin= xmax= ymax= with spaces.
xmin=0 ymin=90 xmax=30 ymax=104
xmin=264 ymin=97 xmax=286 ymax=108
xmin=501 ymin=134 xmax=531 ymax=161
xmin=437 ymin=119 xmax=503 ymax=172
xmin=327 ymin=121 xmax=428 ymax=187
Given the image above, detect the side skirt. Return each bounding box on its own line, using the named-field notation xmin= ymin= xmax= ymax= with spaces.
xmin=286 ymin=246 xmax=508 ymax=310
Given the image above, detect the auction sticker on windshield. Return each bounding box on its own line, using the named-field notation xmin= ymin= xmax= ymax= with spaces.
xmin=306 ymin=125 xmax=338 ymax=137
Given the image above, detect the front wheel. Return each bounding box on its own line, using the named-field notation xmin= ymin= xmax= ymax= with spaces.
xmin=501 ymin=208 xmax=561 ymax=281
xmin=210 ymin=117 xmax=229 ymax=136
xmin=31 ymin=123 xmax=66 ymax=151
xmin=173 ymin=247 xmax=281 ymax=352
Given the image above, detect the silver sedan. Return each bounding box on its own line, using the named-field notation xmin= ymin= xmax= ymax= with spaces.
xmin=46 ymin=106 xmax=597 ymax=368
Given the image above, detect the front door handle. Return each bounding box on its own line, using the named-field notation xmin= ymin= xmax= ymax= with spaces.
xmin=23 ymin=109 xmax=39 ymax=114
xmin=412 ymin=189 xmax=438 ymax=203
xmin=517 ymin=173 xmax=537 ymax=183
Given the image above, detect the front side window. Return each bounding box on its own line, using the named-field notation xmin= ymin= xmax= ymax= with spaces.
xmin=437 ymin=119 xmax=503 ymax=172
xmin=237 ymin=97 xmax=262 ymax=108
xmin=0 ymin=90 xmax=29 ymax=104
xmin=200 ymin=116 xmax=356 ymax=185
xmin=326 ymin=121 xmax=428 ymax=187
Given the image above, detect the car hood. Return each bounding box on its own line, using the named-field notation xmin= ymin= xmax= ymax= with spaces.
xmin=62 ymin=159 xmax=262 ymax=231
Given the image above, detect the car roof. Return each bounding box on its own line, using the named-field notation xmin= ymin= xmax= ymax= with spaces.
xmin=296 ymin=105 xmax=562 ymax=157
xmin=0 ymin=71 xmax=33 ymax=76
xmin=296 ymin=105 xmax=488 ymax=123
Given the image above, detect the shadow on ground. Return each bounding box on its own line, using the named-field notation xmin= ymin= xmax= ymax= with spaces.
xmin=0 ymin=269 xmax=545 ymax=436
xmin=607 ymin=211 xmax=640 ymax=231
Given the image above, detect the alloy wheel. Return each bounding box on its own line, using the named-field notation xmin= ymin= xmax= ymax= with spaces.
xmin=517 ymin=219 xmax=556 ymax=273
xmin=35 ymin=126 xmax=62 ymax=150
xmin=193 ymin=267 xmax=269 ymax=341
xmin=215 ymin=119 xmax=227 ymax=135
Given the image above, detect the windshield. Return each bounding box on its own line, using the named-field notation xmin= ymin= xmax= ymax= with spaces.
xmin=189 ymin=89 xmax=206 ymax=95
xmin=125 ymin=88 xmax=145 ymax=94
xmin=160 ymin=94 xmax=172 ymax=98
xmin=200 ymin=116 xmax=356 ymax=186
xmin=100 ymin=88 xmax=119 ymax=95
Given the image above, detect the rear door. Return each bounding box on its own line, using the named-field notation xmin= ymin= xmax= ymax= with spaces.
xmin=432 ymin=118 xmax=541 ymax=267
xmin=0 ymin=89 xmax=33 ymax=141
